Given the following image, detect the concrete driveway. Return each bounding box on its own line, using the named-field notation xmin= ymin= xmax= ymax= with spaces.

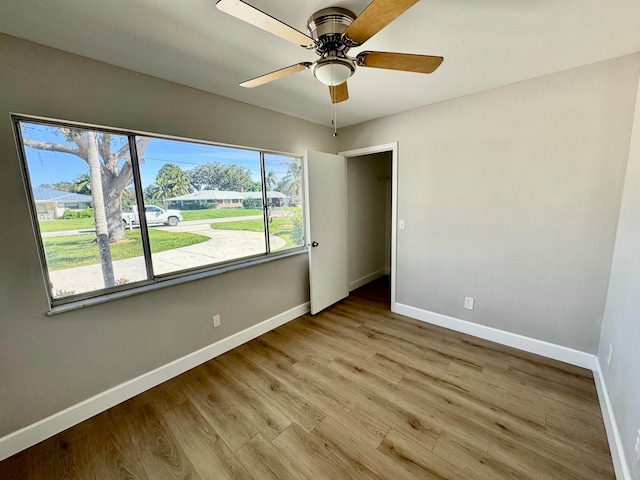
xmin=48 ymin=218 xmax=286 ymax=295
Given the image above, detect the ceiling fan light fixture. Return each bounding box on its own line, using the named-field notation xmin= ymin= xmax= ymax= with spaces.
xmin=311 ymin=57 xmax=355 ymax=86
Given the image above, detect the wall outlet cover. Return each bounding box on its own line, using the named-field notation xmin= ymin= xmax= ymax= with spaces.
xmin=464 ymin=297 xmax=474 ymax=310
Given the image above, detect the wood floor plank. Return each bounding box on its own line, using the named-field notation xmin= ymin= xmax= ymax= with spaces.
xmin=544 ymin=410 xmax=610 ymax=454
xmin=17 ymin=420 xmax=97 ymax=480
xmin=0 ymin=452 xmax=28 ymax=480
xmin=236 ymin=433 xmax=311 ymax=480
xmin=328 ymin=356 xmax=492 ymax=453
xmin=481 ymin=363 xmax=603 ymax=428
xmin=378 ymin=428 xmax=473 ymax=480
xmin=259 ymin=325 xmax=334 ymax=365
xmin=272 ymin=423 xmax=376 ymax=480
xmin=181 ymin=367 xmax=260 ymax=452
xmin=202 ymin=360 xmax=292 ymax=441
xmin=127 ymin=403 xmax=200 ymax=479
xmin=162 ymin=400 xmax=255 ymax=480
xmin=506 ymin=362 xmax=599 ymax=409
xmin=293 ymin=356 xmax=442 ymax=450
xmin=359 ymin=319 xmax=487 ymax=371
xmin=432 ymin=432 xmax=533 ymax=480
xmin=85 ymin=408 xmax=149 ymax=480
xmin=0 ymin=277 xmax=615 ymax=480
xmin=457 ymin=335 xmax=592 ymax=378
xmin=356 ymin=324 xmax=451 ymax=373
xmin=253 ymin=350 xmax=391 ymax=448
xmin=445 ymin=360 xmax=547 ymax=425
xmin=287 ymin=316 xmax=380 ymax=365
xmin=214 ymin=349 xmax=327 ymax=432
xmin=281 ymin=316 xmax=373 ymax=365
xmin=487 ymin=432 xmax=615 ymax=480
xmin=314 ymin=416 xmax=419 ymax=480
xmin=128 ymin=375 xmax=191 ymax=413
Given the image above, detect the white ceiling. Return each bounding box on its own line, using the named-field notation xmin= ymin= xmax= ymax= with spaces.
xmin=1 ymin=0 xmax=640 ymax=127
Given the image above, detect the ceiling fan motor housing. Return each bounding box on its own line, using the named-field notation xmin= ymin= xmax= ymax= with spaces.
xmin=307 ymin=7 xmax=356 ymax=54
xmin=307 ymin=7 xmax=357 ymax=86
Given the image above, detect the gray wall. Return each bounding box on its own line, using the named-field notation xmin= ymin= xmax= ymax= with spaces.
xmin=0 ymin=34 xmax=335 ymax=438
xmin=338 ymin=54 xmax=640 ymax=353
xmin=598 ymin=71 xmax=640 ymax=479
xmin=347 ymin=152 xmax=391 ymax=287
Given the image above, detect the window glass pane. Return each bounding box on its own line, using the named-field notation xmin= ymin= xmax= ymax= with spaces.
xmin=136 ymin=136 xmax=266 ymax=275
xmin=18 ymin=122 xmax=148 ymax=299
xmin=264 ymin=154 xmax=305 ymax=251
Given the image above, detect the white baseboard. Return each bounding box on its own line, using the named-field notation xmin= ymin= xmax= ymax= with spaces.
xmin=349 ymin=269 xmax=385 ymax=291
xmin=392 ymin=302 xmax=595 ymax=369
xmin=0 ymin=302 xmax=310 ymax=462
xmin=593 ymin=359 xmax=632 ymax=480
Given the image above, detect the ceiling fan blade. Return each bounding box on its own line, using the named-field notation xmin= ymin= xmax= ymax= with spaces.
xmin=216 ymin=0 xmax=315 ymax=48
xmin=329 ymin=82 xmax=349 ymax=104
xmin=356 ymin=51 xmax=443 ymax=74
xmin=343 ymin=0 xmax=419 ymax=46
xmin=240 ymin=62 xmax=311 ymax=88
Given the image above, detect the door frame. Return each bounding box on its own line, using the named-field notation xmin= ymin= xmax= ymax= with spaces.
xmin=338 ymin=142 xmax=398 ymax=307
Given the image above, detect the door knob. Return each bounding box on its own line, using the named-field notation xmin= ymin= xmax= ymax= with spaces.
xmin=311 ymin=241 xmax=319 ymax=247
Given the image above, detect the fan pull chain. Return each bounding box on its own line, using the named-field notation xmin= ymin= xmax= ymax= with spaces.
xmin=332 ymin=101 xmax=338 ymax=137
xmin=330 ymin=61 xmax=338 ymax=137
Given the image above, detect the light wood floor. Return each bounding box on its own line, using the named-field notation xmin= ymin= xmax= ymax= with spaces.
xmin=0 ymin=278 xmax=614 ymax=479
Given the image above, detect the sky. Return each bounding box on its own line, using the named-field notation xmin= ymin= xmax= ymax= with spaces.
xmin=19 ymin=122 xmax=296 ymax=190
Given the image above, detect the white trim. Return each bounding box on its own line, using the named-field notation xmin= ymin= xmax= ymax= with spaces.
xmin=339 ymin=143 xmax=399 ymax=307
xmin=392 ymin=302 xmax=595 ymax=369
xmin=349 ymin=269 xmax=386 ymax=291
xmin=0 ymin=302 xmax=310 ymax=461
xmin=593 ymin=359 xmax=632 ymax=480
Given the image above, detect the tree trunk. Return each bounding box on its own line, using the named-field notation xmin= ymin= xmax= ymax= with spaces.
xmin=24 ymin=132 xmax=151 ymax=246
xmin=87 ymin=132 xmax=115 ymax=288
xmin=103 ymin=178 xmax=126 ymax=243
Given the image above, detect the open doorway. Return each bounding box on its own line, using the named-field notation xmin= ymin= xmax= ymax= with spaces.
xmin=340 ymin=143 xmax=397 ymax=308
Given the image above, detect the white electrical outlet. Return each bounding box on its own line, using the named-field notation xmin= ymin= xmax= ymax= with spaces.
xmin=607 ymin=344 xmax=613 ymax=367
xmin=635 ymin=429 xmax=640 ymax=462
xmin=399 ymin=219 xmax=406 ymax=230
xmin=212 ymin=314 xmax=221 ymax=328
xmin=464 ymin=297 xmax=474 ymax=310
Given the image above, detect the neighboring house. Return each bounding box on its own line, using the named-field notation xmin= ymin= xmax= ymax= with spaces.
xmin=167 ymin=190 xmax=287 ymax=208
xmin=32 ymin=186 xmax=92 ymax=220
xmin=166 ymin=190 xmax=244 ymax=208
xmin=244 ymin=191 xmax=287 ymax=207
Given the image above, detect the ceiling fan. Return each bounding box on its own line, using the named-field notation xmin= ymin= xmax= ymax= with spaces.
xmin=216 ymin=0 xmax=444 ymax=105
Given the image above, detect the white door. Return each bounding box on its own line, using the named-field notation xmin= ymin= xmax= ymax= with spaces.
xmin=305 ymin=150 xmax=349 ymax=314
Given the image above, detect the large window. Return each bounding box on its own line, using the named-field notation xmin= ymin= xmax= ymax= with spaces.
xmin=15 ymin=117 xmax=305 ymax=309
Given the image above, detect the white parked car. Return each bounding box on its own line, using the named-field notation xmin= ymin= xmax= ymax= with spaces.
xmin=122 ymin=205 xmax=183 ymax=227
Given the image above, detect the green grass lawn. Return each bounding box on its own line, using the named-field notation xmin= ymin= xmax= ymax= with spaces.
xmin=38 ymin=209 xmax=263 ymax=232
xmin=181 ymin=208 xmax=262 ymax=221
xmin=211 ymin=216 xmax=303 ymax=250
xmin=43 ymin=229 xmax=209 ymax=270
xmin=39 ymin=217 xmax=95 ymax=232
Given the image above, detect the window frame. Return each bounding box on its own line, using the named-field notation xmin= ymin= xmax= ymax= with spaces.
xmin=12 ymin=114 xmax=308 ymax=314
